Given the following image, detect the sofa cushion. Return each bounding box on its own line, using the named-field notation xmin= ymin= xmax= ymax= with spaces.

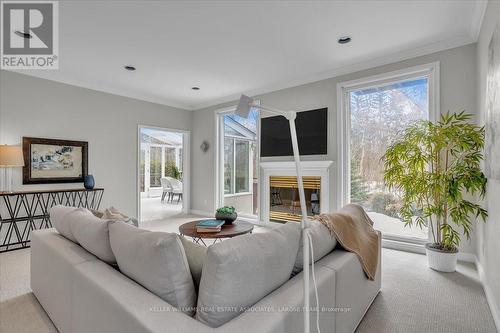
xmin=180 ymin=236 xmax=207 ymax=290
xmin=196 ymin=222 xmax=301 ymax=328
xmin=109 ymin=222 xmax=196 ymax=316
xmin=292 ymin=221 xmax=337 ymax=275
xmin=70 ymin=210 xmax=116 ymax=264
xmin=49 ymin=205 xmax=90 ymax=243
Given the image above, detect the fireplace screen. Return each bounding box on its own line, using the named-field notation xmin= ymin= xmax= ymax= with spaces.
xmin=269 ymin=176 xmax=321 ymax=223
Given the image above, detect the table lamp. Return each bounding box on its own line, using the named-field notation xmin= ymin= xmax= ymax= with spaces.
xmin=0 ymin=145 xmax=25 ymax=193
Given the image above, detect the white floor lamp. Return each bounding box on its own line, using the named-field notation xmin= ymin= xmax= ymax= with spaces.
xmin=234 ymin=95 xmax=314 ymax=333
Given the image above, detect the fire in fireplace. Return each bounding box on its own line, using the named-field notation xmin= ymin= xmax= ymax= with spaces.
xmin=269 ymin=176 xmax=321 ymax=223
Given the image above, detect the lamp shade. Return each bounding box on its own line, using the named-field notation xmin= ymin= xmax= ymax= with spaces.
xmin=235 ymin=94 xmax=254 ymax=118
xmin=0 ymin=145 xmax=25 ymax=167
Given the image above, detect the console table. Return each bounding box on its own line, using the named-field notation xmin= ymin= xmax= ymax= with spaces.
xmin=0 ymin=188 xmax=104 ymax=252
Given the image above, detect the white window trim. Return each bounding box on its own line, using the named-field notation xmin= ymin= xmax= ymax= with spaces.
xmin=336 ymin=62 xmax=440 ymax=245
xmin=214 ymin=101 xmax=260 ymax=221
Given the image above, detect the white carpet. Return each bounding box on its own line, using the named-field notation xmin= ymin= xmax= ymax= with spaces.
xmin=0 ymin=218 xmax=497 ymax=332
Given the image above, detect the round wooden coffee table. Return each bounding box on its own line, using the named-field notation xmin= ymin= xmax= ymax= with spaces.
xmin=179 ymin=220 xmax=254 ymax=246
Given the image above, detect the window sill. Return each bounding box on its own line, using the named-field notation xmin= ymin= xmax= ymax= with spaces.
xmin=382 ymin=238 xmax=426 ymax=255
xmin=224 ymin=192 xmax=252 ymax=198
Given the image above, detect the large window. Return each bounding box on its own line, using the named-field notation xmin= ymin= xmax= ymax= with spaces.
xmin=340 ymin=64 xmax=438 ymax=243
xmin=218 ymin=108 xmax=259 ymax=217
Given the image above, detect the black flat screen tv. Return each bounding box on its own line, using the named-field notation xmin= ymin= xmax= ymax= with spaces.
xmin=260 ymin=108 xmax=327 ymax=157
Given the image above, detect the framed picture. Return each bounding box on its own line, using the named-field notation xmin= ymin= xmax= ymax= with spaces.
xmin=23 ymin=137 xmax=88 ymax=184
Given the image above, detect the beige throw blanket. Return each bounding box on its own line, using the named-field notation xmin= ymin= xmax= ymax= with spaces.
xmin=315 ymin=204 xmax=380 ymax=280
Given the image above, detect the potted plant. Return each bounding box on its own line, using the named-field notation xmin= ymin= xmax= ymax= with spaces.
xmin=215 ymin=206 xmax=237 ymax=225
xmin=383 ymin=111 xmax=488 ymax=272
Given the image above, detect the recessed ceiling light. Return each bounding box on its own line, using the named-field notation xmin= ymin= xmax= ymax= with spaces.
xmin=15 ymin=30 xmax=32 ymax=39
xmin=191 ymin=86 xmax=200 ymax=90
xmin=124 ymin=65 xmax=136 ymax=71
xmin=338 ymin=36 xmax=351 ymax=44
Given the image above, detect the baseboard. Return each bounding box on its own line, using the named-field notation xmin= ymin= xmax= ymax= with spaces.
xmin=382 ymin=239 xmax=426 ymax=254
xmin=476 ymin=259 xmax=500 ymax=332
xmin=382 ymin=239 xmax=478 ymax=264
xmin=189 ymin=209 xmax=212 ymax=217
xmin=457 ymin=252 xmax=476 ymax=263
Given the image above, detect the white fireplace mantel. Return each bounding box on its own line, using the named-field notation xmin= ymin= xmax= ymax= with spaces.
xmin=259 ymin=160 xmax=334 ymax=222
xmin=260 ymin=160 xmax=334 ymax=172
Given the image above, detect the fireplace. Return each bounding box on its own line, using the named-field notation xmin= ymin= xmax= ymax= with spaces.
xmin=260 ymin=161 xmax=333 ymax=223
xmin=269 ymin=176 xmax=321 ymax=223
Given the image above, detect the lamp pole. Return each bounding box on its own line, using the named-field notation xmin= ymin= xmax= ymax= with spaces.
xmin=254 ymin=105 xmax=311 ymax=333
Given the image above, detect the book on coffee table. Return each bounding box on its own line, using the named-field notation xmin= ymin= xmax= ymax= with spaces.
xmin=196 ymin=219 xmax=225 ymax=233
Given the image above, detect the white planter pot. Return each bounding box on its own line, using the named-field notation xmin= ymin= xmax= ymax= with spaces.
xmin=425 ymin=243 xmax=457 ymax=272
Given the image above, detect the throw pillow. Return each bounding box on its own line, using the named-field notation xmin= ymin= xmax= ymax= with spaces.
xmin=109 ymin=222 xmax=196 ymax=316
xmin=49 ymin=205 xmax=91 ymax=243
xmin=92 ymin=206 xmax=138 ymax=227
xmin=70 ymin=211 xmax=116 ymax=264
xmin=196 ymin=222 xmax=300 ymax=328
xmin=291 ymin=221 xmax=337 ymax=275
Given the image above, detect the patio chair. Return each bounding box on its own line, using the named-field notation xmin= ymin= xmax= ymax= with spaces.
xmin=160 ymin=177 xmax=172 ymax=202
xmin=168 ymin=178 xmax=183 ymax=204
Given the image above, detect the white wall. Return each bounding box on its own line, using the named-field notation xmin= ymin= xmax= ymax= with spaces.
xmin=191 ymin=43 xmax=478 ymax=254
xmin=475 ymin=0 xmax=500 ymax=328
xmin=0 ymin=70 xmax=192 ymax=217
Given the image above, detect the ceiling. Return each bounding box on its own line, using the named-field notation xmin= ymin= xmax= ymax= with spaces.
xmin=11 ymin=0 xmax=487 ymax=110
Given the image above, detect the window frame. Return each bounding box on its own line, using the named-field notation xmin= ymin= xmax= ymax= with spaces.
xmin=336 ymin=62 xmax=440 ymax=246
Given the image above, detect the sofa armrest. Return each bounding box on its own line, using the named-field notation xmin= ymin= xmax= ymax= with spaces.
xmin=316 ymin=230 xmax=382 ymax=333
xmin=31 ymin=228 xmax=99 ymax=332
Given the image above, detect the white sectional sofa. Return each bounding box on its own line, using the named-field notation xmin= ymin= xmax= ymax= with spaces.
xmin=31 ymin=226 xmax=381 ymax=333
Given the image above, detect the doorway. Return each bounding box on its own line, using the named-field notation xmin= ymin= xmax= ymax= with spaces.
xmin=137 ymin=126 xmax=190 ymax=223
